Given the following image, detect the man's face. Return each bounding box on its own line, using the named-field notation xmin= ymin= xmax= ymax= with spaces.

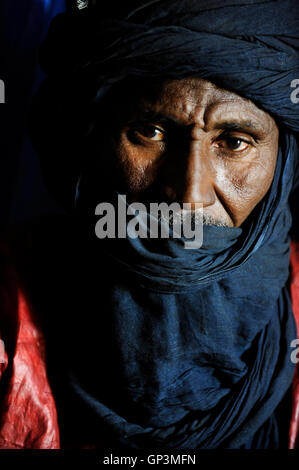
xmin=104 ymin=77 xmax=279 ymax=227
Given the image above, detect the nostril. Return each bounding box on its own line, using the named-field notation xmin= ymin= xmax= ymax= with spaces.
xmin=176 ymin=142 xmax=216 ymax=207
xmin=180 ymin=176 xmax=216 ymax=207
xmin=159 ymin=143 xmax=216 ymax=207
xmin=162 ymin=183 xmax=215 ymax=208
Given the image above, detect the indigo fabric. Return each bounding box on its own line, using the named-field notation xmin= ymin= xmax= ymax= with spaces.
xmin=33 ymin=0 xmax=299 ymax=449
xmin=40 ymin=0 xmax=299 ymax=132
xmin=65 ymin=133 xmax=297 ymax=449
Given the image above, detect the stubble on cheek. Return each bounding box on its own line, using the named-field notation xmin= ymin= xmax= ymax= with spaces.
xmin=225 ymin=152 xmax=278 ymax=226
xmin=113 ymin=134 xmax=165 ymax=194
xmin=112 ymin=140 xmax=151 ymax=193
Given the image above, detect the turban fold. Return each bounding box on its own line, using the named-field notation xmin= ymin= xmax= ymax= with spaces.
xmin=31 ymin=0 xmax=299 ymax=207
xmin=40 ymin=0 xmax=299 ymax=131
xmin=32 ymin=0 xmax=299 ymax=449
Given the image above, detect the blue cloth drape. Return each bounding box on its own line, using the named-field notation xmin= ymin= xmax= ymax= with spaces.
xmin=32 ymin=0 xmax=299 ymax=449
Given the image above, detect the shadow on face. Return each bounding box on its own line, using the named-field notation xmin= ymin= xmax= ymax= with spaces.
xmin=90 ymin=77 xmax=279 ymax=228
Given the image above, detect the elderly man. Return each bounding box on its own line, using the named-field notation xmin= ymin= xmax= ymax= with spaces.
xmin=0 ymin=0 xmax=299 ymax=450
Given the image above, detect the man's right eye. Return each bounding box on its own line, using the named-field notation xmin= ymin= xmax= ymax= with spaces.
xmin=131 ymin=124 xmax=165 ymax=142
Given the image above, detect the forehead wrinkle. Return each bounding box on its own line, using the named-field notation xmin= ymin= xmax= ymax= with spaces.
xmin=205 ymin=99 xmax=273 ymax=134
xmin=129 ymin=78 xmax=274 ymax=133
xmin=161 ymin=80 xmax=247 ymax=129
xmin=179 ymin=82 xmax=258 ymax=128
xmin=177 ymin=82 xmax=217 ymax=124
xmin=150 ymin=88 xmax=216 ymax=128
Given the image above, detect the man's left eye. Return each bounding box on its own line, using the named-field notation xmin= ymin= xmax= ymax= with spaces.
xmin=216 ymin=136 xmax=251 ymax=152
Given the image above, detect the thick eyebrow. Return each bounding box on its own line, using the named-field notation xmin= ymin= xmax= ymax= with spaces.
xmin=129 ymin=110 xmax=181 ymax=126
xmin=212 ymin=120 xmax=265 ymax=139
xmin=129 ymin=111 xmax=265 ymax=140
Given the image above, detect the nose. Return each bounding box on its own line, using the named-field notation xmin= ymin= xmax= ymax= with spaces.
xmin=164 ymin=141 xmax=216 ymax=208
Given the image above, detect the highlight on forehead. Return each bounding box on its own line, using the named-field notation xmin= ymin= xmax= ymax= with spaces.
xmin=106 ymin=76 xmax=277 ymax=137
xmin=138 ymin=77 xmax=277 ymax=133
xmin=110 ymin=75 xmax=259 ymax=109
xmin=146 ymin=77 xmax=258 ymax=110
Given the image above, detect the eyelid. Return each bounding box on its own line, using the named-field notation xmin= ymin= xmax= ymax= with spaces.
xmin=137 ymin=122 xmax=166 ymax=133
xmin=126 ymin=123 xmax=167 ymax=146
xmin=212 ymin=133 xmax=254 ymax=155
xmin=127 ymin=117 xmax=166 ymax=128
xmin=133 ymin=123 xmax=167 ymax=141
xmin=217 ymin=130 xmax=253 ymax=142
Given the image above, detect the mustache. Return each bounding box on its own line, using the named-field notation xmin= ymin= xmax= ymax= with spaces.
xmin=131 ymin=189 xmax=231 ymax=228
xmin=156 ymin=209 xmax=230 ymax=228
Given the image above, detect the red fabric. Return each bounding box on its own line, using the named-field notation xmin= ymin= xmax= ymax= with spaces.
xmin=289 ymin=241 xmax=299 ymax=449
xmin=0 ymin=240 xmax=299 ymax=449
xmin=0 ymin=243 xmax=60 ymax=449
xmin=0 ymin=287 xmax=60 ymax=448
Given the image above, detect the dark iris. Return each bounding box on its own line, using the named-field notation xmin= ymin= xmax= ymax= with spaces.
xmin=226 ymin=137 xmax=243 ymax=150
xmin=139 ymin=125 xmax=162 ymax=139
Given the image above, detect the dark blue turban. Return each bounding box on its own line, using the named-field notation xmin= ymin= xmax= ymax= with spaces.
xmin=41 ymin=0 xmax=299 ymax=132
xmin=33 ymin=0 xmax=299 ymax=450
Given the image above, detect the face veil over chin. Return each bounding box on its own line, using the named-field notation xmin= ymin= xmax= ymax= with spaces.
xmin=30 ymin=0 xmax=299 ymax=449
